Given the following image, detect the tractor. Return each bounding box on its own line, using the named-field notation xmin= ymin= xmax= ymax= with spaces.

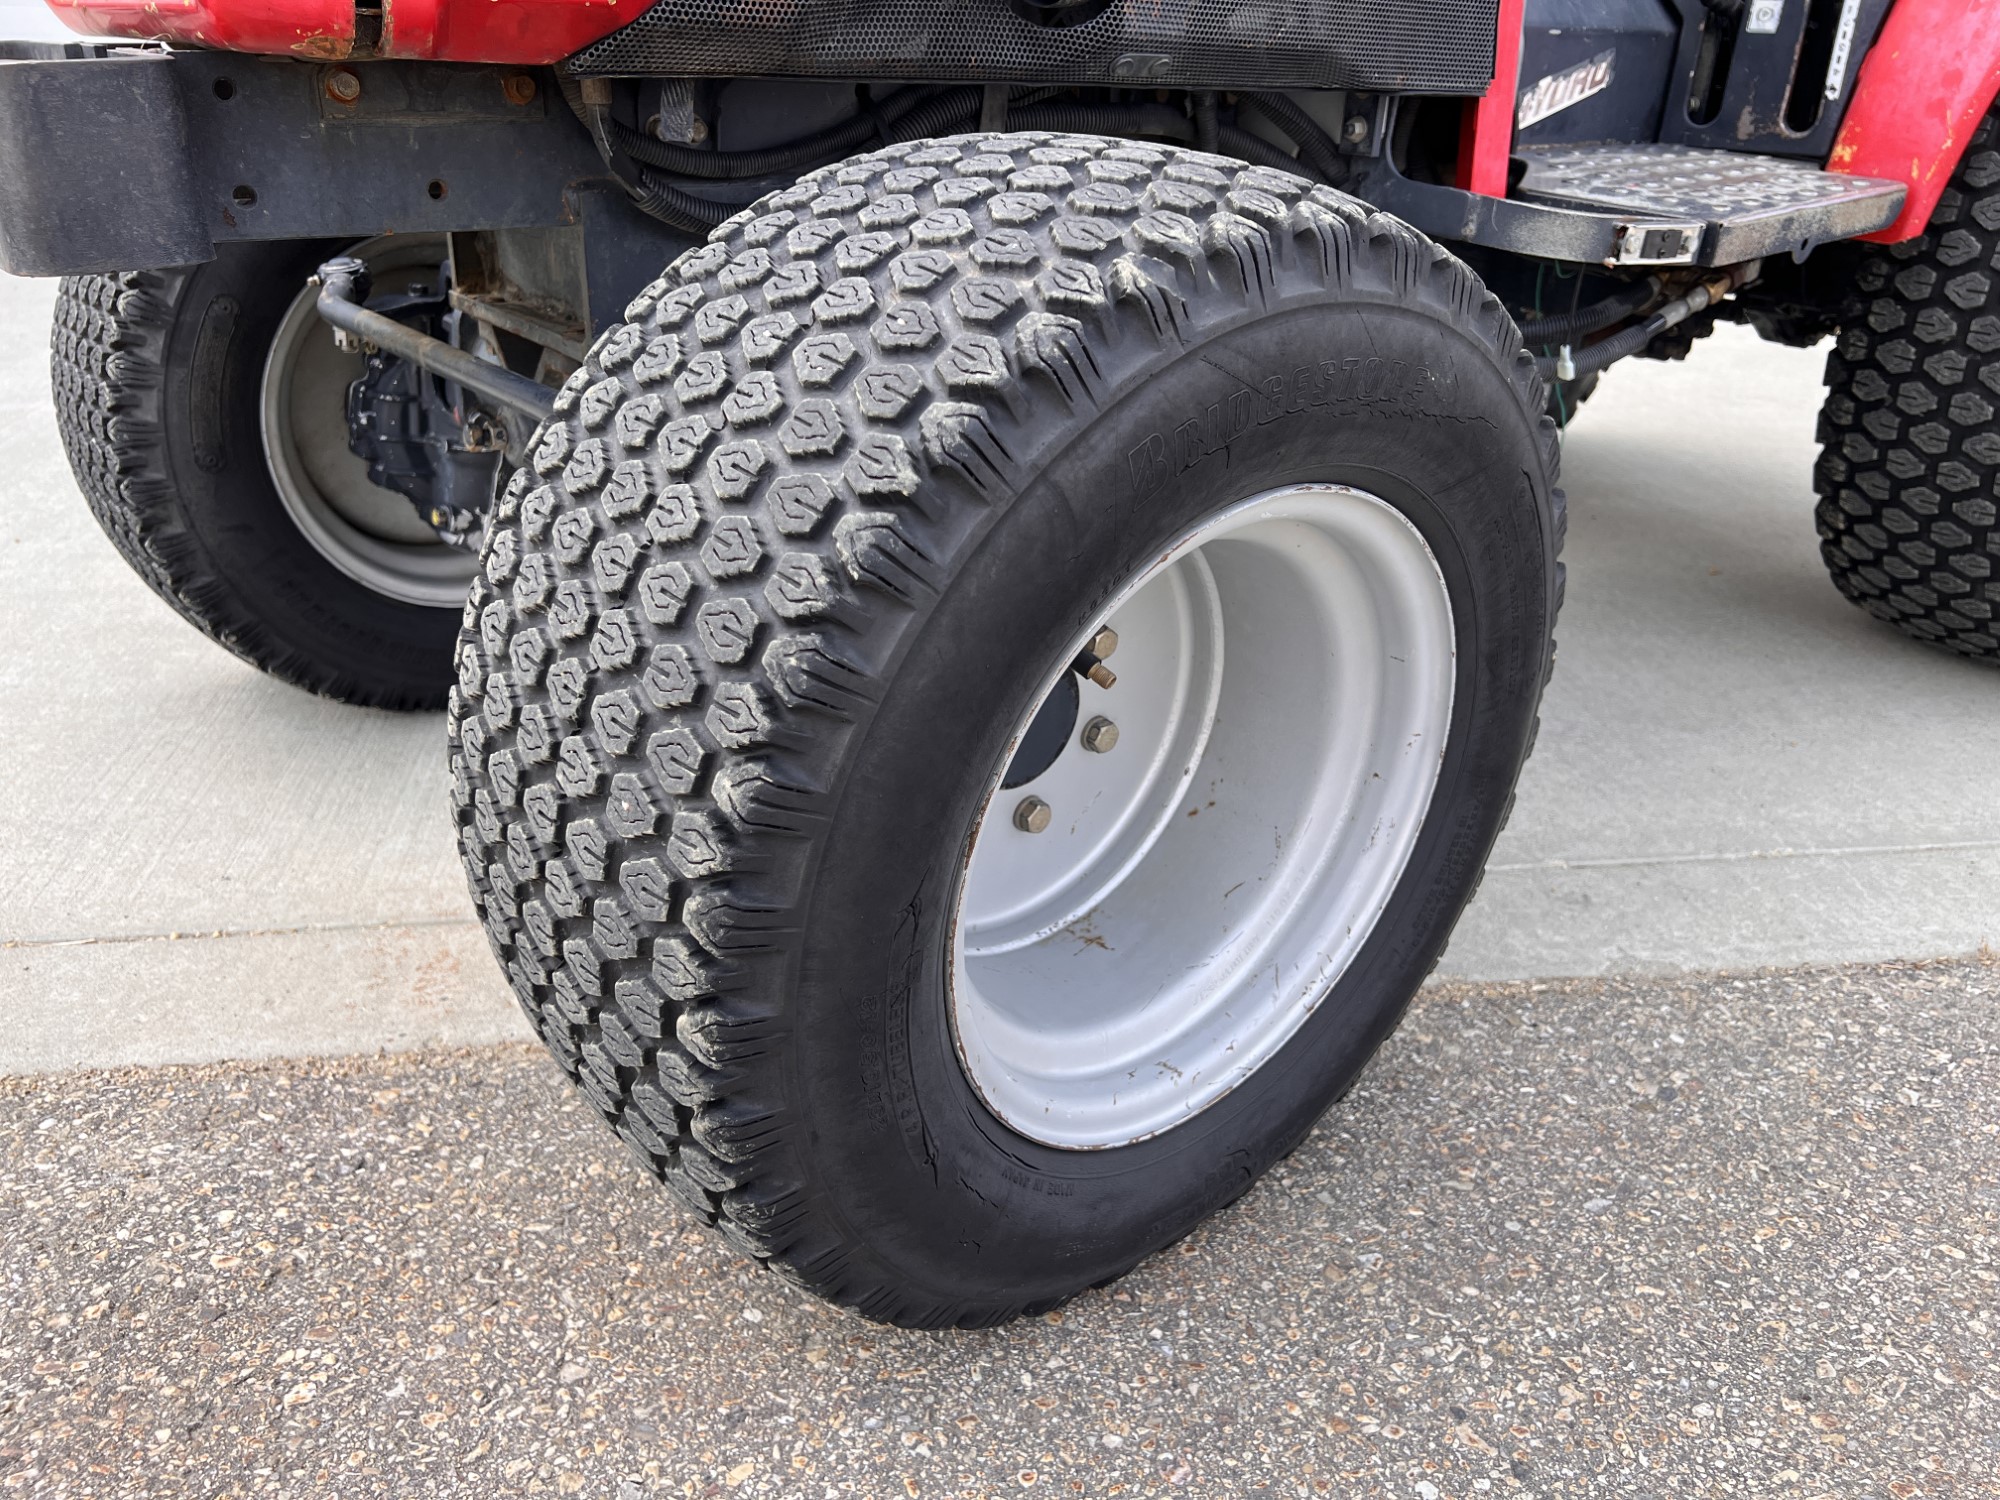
xmin=0 ymin=0 xmax=1989 ymax=1325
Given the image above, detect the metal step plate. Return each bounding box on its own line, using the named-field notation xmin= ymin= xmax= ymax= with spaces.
xmin=1514 ymin=143 xmax=1906 ymax=265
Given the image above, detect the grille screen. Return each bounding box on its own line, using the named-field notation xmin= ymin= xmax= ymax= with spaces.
xmin=567 ymin=0 xmax=1499 ymax=95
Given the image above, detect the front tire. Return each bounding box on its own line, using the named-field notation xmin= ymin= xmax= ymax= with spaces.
xmin=450 ymin=133 xmax=1563 ymax=1325
xmin=51 ymin=238 xmax=476 ymax=709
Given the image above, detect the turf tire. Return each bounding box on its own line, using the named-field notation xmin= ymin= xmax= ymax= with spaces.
xmin=448 ymin=133 xmax=1564 ymax=1326
xmin=1816 ymin=106 xmax=2000 ymax=662
xmin=51 ymin=240 xmax=465 ymax=708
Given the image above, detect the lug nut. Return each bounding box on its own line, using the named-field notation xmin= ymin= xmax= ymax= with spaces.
xmin=1080 ymin=716 xmax=1119 ymax=753
xmin=1090 ymin=626 xmax=1119 ymax=660
xmin=1013 ymin=796 xmax=1052 ymax=834
xmin=325 ymin=68 xmax=361 ymax=104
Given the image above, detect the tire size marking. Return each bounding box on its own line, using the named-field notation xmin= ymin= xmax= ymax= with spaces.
xmin=1127 ymin=357 xmax=1460 ymax=500
xmin=999 ymin=1166 xmax=1076 ymax=1197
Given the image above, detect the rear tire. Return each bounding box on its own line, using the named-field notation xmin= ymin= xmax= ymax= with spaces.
xmin=51 ymin=238 xmax=474 ymax=708
xmin=449 ymin=133 xmax=1563 ymax=1326
xmin=1816 ymin=107 xmax=2000 ymax=663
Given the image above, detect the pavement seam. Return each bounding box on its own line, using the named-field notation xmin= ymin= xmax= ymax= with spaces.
xmin=1486 ymin=836 xmax=2000 ymax=874
xmin=11 ymin=838 xmax=1996 ymax=948
xmin=1 ymin=914 xmax=482 ymax=950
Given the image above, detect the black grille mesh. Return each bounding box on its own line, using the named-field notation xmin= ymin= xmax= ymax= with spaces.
xmin=567 ymin=0 xmax=1498 ymax=94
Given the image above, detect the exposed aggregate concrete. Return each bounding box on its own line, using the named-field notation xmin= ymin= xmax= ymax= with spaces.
xmin=2 ymin=957 xmax=1995 ymax=1498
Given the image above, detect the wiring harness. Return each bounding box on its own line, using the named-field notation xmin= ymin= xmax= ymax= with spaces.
xmin=561 ymin=77 xmax=1351 ymax=234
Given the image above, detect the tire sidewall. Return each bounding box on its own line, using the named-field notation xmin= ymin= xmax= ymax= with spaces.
xmin=787 ymin=296 xmax=1554 ymax=1307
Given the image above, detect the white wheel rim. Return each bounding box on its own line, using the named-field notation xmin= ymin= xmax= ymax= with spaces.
xmin=949 ymin=484 xmax=1457 ymax=1149
xmin=260 ymin=233 xmax=482 ymax=609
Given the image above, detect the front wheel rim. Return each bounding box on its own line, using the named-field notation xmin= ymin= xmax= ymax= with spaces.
xmin=948 ymin=484 xmax=1457 ymax=1150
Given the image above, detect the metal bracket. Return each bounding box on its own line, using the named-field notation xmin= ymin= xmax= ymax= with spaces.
xmin=448 ymin=287 xmax=588 ymax=364
xmin=1612 ymin=221 xmax=1702 ymax=265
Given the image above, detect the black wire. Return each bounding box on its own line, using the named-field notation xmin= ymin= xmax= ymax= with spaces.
xmin=1516 ymin=278 xmax=1659 ymax=344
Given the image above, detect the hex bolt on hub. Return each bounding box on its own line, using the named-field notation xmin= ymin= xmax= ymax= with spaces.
xmin=1080 ymin=716 xmax=1119 ymax=753
xmin=1069 ymin=625 xmax=1120 ymax=689
xmin=1013 ymin=796 xmax=1053 ymax=834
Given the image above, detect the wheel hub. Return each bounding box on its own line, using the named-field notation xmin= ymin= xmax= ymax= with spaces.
xmin=949 ymin=484 xmax=1457 ymax=1150
xmin=260 ymin=233 xmax=485 ymax=609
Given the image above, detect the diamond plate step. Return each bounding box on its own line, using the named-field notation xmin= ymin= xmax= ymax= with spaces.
xmin=1513 ymin=143 xmax=1906 ymax=265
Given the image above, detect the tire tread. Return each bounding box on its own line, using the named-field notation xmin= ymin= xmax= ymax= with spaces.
xmin=1816 ymin=107 xmax=2000 ymax=661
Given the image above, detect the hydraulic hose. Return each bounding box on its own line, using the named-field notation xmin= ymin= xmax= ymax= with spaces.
xmin=561 ymin=74 xmax=755 ymax=234
xmin=1193 ymin=91 xmax=1220 ymax=154
xmin=1009 ymin=101 xmax=1196 ymax=143
xmin=1217 ymin=123 xmax=1319 ymax=178
xmin=1005 ymin=99 xmax=1330 ymax=182
xmin=1534 ymin=262 xmax=1760 ymax=380
xmin=1516 ymin=277 xmax=1660 ymax=345
xmin=1006 ymin=103 xmax=1332 ymax=183
xmin=626 ymin=171 xmax=739 ymax=235
xmin=882 ymin=86 xmax=988 ymax=143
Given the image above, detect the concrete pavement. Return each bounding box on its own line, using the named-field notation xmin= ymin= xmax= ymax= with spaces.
xmin=1442 ymin=328 xmax=2000 ymax=979
xmin=0 ymin=272 xmax=520 ymax=1071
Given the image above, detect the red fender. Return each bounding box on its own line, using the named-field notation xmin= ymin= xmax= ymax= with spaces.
xmin=45 ymin=0 xmax=356 ymax=57
xmin=375 ymin=0 xmax=631 ymax=62
xmin=46 ymin=0 xmax=632 ymax=63
xmin=1830 ymin=0 xmax=2000 ymax=242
